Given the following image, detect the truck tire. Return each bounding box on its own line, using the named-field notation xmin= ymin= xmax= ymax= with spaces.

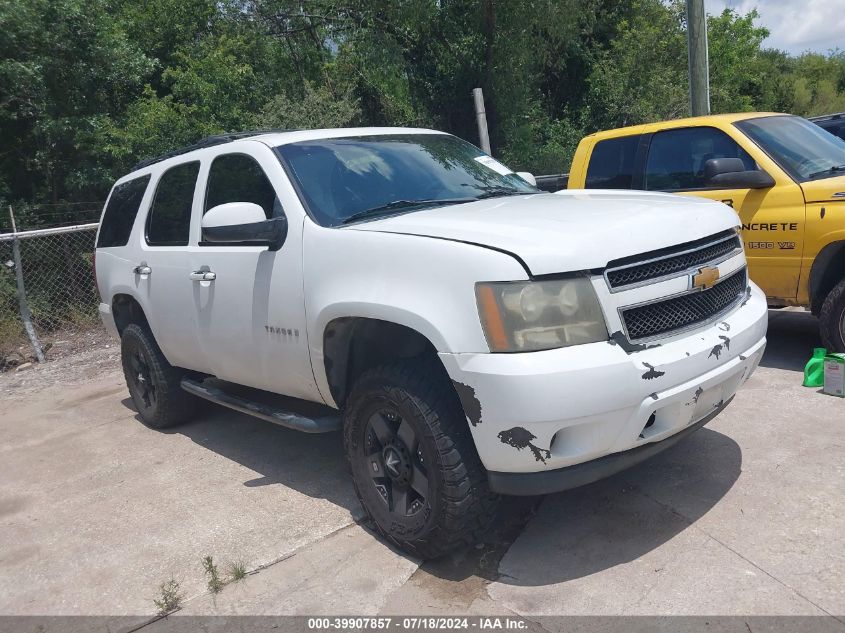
xmin=120 ymin=323 xmax=194 ymax=429
xmin=343 ymin=358 xmax=499 ymax=559
xmin=819 ymin=278 xmax=845 ymax=353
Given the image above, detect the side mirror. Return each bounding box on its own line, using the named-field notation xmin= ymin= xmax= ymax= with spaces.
xmin=202 ymin=202 xmax=287 ymax=250
xmin=704 ymin=158 xmax=775 ymax=190
xmin=515 ymin=171 xmax=537 ymax=186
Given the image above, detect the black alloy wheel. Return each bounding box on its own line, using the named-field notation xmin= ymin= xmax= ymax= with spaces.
xmin=365 ymin=407 xmax=429 ymax=517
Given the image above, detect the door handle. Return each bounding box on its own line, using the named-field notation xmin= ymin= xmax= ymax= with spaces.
xmin=133 ymin=265 xmax=152 ymax=275
xmin=189 ymin=270 xmax=216 ymax=282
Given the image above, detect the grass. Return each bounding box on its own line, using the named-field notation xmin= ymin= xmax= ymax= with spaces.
xmin=228 ymin=560 xmax=248 ymax=582
xmin=153 ymin=577 xmax=183 ymax=615
xmin=202 ymin=556 xmax=224 ymax=594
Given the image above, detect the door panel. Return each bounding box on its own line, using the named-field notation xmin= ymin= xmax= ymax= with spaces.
xmin=643 ymin=125 xmax=806 ymax=301
xmin=139 ymin=161 xmax=208 ymax=372
xmin=682 ymin=185 xmax=806 ymax=300
xmin=189 ymin=145 xmax=319 ymax=401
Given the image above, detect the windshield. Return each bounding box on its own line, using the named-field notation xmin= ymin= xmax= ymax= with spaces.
xmin=275 ymin=134 xmax=537 ymax=226
xmin=735 ymin=115 xmax=845 ymax=182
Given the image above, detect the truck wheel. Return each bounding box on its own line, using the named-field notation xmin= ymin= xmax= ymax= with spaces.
xmin=343 ymin=358 xmax=499 ymax=559
xmin=120 ymin=323 xmax=194 ymax=429
xmin=819 ymin=278 xmax=845 ymax=353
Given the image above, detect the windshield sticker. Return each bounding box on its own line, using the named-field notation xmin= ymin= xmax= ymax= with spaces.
xmin=474 ymin=155 xmax=512 ymax=176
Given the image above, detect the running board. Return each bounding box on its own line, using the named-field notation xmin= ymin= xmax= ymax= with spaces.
xmin=181 ymin=378 xmax=341 ymax=434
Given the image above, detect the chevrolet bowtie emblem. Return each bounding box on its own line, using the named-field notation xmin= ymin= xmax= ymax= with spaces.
xmin=692 ymin=266 xmax=720 ymax=290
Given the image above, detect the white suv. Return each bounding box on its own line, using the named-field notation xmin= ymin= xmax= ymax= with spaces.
xmin=95 ymin=127 xmax=768 ymax=558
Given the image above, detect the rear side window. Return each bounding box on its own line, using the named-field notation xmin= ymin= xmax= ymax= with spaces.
xmin=97 ymin=175 xmax=150 ymax=248
xmin=146 ymin=162 xmax=200 ymax=246
xmin=645 ymin=127 xmax=756 ymax=191
xmin=585 ymin=136 xmax=638 ymax=189
xmin=204 ymin=154 xmax=280 ymax=219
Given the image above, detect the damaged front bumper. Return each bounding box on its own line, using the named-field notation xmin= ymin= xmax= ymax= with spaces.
xmin=438 ymin=283 xmax=768 ymax=493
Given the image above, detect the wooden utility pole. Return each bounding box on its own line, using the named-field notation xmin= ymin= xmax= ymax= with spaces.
xmin=687 ymin=0 xmax=710 ymax=116
xmin=472 ymin=88 xmax=492 ymax=155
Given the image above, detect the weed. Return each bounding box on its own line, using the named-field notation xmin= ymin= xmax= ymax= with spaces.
xmin=228 ymin=560 xmax=248 ymax=582
xmin=202 ymin=555 xmax=224 ymax=594
xmin=153 ymin=577 xmax=183 ymax=615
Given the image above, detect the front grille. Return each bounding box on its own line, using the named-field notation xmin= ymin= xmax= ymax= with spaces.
xmin=606 ymin=231 xmax=741 ymax=290
xmin=621 ymin=267 xmax=747 ymax=341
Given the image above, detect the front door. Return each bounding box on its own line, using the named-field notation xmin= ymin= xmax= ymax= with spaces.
xmin=642 ymin=125 xmax=806 ymax=301
xmin=188 ymin=144 xmax=318 ymax=401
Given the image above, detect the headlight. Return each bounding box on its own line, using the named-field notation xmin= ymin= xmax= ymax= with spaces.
xmin=475 ymin=277 xmax=608 ymax=352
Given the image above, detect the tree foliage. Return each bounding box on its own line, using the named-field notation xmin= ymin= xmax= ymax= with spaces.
xmin=2 ymin=0 xmax=845 ymax=224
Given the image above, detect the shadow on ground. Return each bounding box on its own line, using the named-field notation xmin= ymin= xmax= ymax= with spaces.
xmin=760 ymin=309 xmax=821 ymax=372
xmin=122 ymin=398 xmax=360 ymax=515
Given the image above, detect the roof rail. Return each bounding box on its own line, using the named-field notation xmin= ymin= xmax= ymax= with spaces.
xmin=130 ymin=129 xmax=296 ymax=171
xmin=807 ymin=113 xmax=845 ymax=122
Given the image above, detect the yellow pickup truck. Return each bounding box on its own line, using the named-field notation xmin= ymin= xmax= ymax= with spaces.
xmin=567 ymin=113 xmax=845 ymax=351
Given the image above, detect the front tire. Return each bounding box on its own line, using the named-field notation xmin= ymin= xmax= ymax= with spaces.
xmin=819 ymin=278 xmax=845 ymax=353
xmin=120 ymin=323 xmax=195 ymax=429
xmin=343 ymin=358 xmax=499 ymax=559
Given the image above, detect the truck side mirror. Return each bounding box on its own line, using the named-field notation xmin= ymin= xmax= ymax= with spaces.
xmin=704 ymin=158 xmax=775 ymax=190
xmin=202 ymin=202 xmax=288 ymax=251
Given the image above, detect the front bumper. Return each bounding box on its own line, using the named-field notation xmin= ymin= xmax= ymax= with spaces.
xmin=439 ymin=282 xmax=768 ymax=482
xmin=487 ymin=396 xmax=731 ymax=495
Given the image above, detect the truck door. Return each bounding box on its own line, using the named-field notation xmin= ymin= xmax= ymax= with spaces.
xmin=188 ymin=144 xmax=319 ymax=401
xmin=641 ymin=126 xmax=805 ymax=301
xmin=139 ymin=161 xmax=209 ymax=373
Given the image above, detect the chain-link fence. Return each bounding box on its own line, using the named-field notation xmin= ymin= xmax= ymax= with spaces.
xmin=0 ymin=221 xmax=106 ymax=371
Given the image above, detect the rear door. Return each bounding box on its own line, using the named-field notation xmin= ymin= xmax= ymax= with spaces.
xmin=138 ymin=161 xmax=208 ymax=372
xmin=640 ymin=126 xmax=806 ymax=301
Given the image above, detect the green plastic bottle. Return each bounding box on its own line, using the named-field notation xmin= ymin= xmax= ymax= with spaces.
xmin=803 ymin=347 xmax=827 ymax=387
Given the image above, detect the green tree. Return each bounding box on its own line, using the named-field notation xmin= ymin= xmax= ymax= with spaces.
xmin=0 ymin=0 xmax=153 ymax=208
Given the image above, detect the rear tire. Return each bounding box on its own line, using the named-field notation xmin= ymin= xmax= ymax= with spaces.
xmin=121 ymin=323 xmax=195 ymax=429
xmin=819 ymin=278 xmax=845 ymax=353
xmin=343 ymin=358 xmax=499 ymax=559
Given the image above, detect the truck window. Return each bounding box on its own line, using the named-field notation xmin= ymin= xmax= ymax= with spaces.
xmin=204 ymin=153 xmax=281 ymax=219
xmin=585 ymin=136 xmax=638 ymax=189
xmin=97 ymin=175 xmax=150 ymax=248
xmin=146 ymin=161 xmax=200 ymax=246
xmin=737 ymin=115 xmax=845 ymax=181
xmin=645 ymin=127 xmax=756 ymax=191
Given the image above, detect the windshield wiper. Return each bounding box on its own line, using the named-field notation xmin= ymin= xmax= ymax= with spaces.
xmin=340 ymin=198 xmax=477 ymax=224
xmin=472 ymin=187 xmax=532 ymax=200
xmin=809 ymin=164 xmax=845 ymax=179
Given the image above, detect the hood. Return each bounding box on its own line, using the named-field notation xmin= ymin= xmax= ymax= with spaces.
xmin=346 ymin=190 xmax=740 ymax=276
xmin=799 ymin=174 xmax=845 ymax=203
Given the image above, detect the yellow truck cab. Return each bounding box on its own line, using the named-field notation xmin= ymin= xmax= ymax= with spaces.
xmin=568 ymin=113 xmax=845 ymax=351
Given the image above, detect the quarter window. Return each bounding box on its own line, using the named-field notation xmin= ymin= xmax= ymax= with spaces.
xmin=204 ymin=154 xmax=280 ymax=219
xmin=97 ymin=175 xmax=150 ymax=248
xmin=644 ymin=127 xmax=756 ymax=191
xmin=146 ymin=162 xmax=200 ymax=246
xmin=585 ymin=136 xmax=639 ymax=189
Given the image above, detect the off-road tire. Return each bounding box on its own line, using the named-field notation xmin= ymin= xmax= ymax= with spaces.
xmin=819 ymin=278 xmax=845 ymax=353
xmin=121 ymin=323 xmax=195 ymax=429
xmin=343 ymin=357 xmax=499 ymax=559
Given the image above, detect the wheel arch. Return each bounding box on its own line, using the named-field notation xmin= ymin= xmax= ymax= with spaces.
xmin=809 ymin=241 xmax=845 ymax=314
xmin=111 ymin=293 xmax=151 ymax=335
xmin=322 ymin=316 xmax=447 ymax=409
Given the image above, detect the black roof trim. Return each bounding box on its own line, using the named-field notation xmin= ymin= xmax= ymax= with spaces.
xmin=808 ymin=113 xmax=845 ymax=123
xmin=130 ymin=129 xmax=296 ymax=171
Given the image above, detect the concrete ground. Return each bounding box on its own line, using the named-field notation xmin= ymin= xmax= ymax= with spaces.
xmin=0 ymin=310 xmax=843 ymax=626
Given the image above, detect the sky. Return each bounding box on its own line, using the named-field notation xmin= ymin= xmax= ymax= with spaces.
xmin=703 ymin=0 xmax=844 ymax=55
